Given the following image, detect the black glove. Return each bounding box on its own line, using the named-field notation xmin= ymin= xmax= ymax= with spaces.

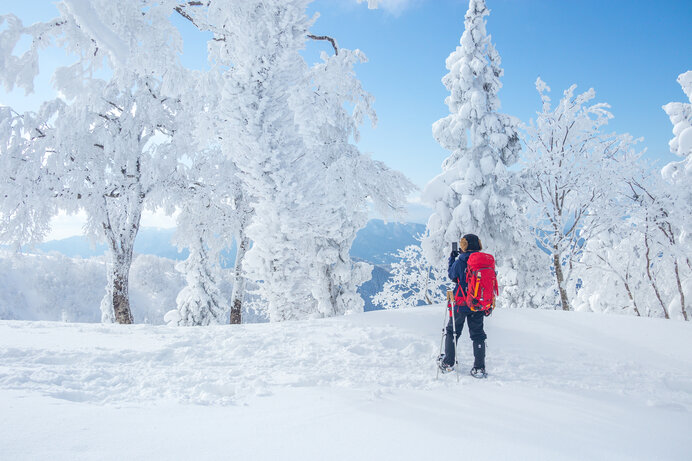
xmin=450 ymin=250 xmax=459 ymax=260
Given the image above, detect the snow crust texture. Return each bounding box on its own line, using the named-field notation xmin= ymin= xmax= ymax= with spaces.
xmin=0 ymin=315 xmax=433 ymax=406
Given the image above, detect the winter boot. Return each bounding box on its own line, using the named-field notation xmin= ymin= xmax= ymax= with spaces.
xmin=437 ymin=354 xmax=454 ymax=374
xmin=470 ymin=367 xmax=487 ymax=378
xmin=472 ymin=340 xmax=486 ymax=369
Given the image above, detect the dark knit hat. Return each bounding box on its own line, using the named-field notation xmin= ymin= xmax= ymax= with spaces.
xmin=460 ymin=234 xmax=482 ymax=252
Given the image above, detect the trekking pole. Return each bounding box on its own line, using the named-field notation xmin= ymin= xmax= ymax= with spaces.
xmin=436 ymin=291 xmax=452 ymax=380
xmin=450 ymin=291 xmax=460 ymax=382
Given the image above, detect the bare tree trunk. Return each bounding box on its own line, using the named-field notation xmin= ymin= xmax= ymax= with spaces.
xmin=230 ymin=233 xmax=249 ymax=324
xmin=325 ymin=265 xmax=337 ymax=316
xmin=553 ymin=251 xmax=571 ymax=311
xmin=100 ymin=192 xmax=142 ymax=325
xmin=644 ymin=230 xmax=669 ymax=319
xmin=673 ymin=258 xmax=688 ymax=321
xmin=101 ymin=234 xmax=137 ymax=324
xmin=424 ymin=265 xmax=433 ymax=305
xmin=111 ymin=251 xmax=134 ymax=324
xmin=623 ymin=280 xmax=641 ymax=317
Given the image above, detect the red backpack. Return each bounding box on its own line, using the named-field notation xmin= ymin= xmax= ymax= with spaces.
xmin=454 ymin=252 xmax=498 ymax=312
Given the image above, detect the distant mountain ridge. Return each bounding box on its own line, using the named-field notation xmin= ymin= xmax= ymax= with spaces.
xmin=33 ymin=220 xmax=426 ymax=312
xmin=36 ymin=219 xmax=425 ymax=267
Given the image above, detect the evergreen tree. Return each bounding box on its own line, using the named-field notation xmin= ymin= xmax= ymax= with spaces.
xmin=662 ymin=70 xmax=692 ymax=242
xmin=165 ymin=152 xmax=237 ymax=326
xmin=422 ymin=0 xmax=540 ymax=309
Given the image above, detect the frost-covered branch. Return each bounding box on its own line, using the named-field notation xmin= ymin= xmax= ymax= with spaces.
xmin=308 ymin=34 xmax=339 ymax=55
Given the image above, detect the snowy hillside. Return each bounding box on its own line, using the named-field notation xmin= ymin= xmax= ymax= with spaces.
xmin=0 ymin=252 xmax=185 ymax=323
xmin=1 ymin=307 xmax=690 ymax=460
xmin=0 ymin=250 xmax=391 ymax=322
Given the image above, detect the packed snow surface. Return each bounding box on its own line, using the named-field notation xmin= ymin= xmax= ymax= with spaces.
xmin=1 ymin=307 xmax=691 ymax=460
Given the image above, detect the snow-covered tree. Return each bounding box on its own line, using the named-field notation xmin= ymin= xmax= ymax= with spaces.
xmin=575 ymin=161 xmax=691 ymax=321
xmin=0 ymin=106 xmax=56 ymax=246
xmin=662 ymin=70 xmax=692 ymax=243
xmin=0 ymin=1 xmax=188 ymax=323
xmin=576 ymin=230 xmax=646 ymax=317
xmin=292 ymin=47 xmax=415 ymax=317
xmin=421 ymin=0 xmax=545 ymax=310
xmin=660 ymin=70 xmax=692 ymax=320
xmin=164 ymin=151 xmax=238 ymax=326
xmin=625 ymin=171 xmax=689 ymax=321
xmin=179 ymin=0 xmax=316 ymax=322
xmin=519 ymin=79 xmax=639 ymax=311
xmin=372 ymin=243 xmax=448 ymax=310
xmin=662 ymin=71 xmax=692 ymax=183
xmin=176 ymin=0 xmax=413 ymax=321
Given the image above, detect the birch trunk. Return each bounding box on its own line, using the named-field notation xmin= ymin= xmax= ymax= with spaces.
xmin=553 ymin=251 xmax=571 ymax=311
xmin=230 ymin=233 xmax=249 ymax=325
xmin=99 ymin=193 xmax=143 ymax=324
xmin=673 ymin=259 xmax=688 ymax=321
xmin=644 ymin=229 xmax=669 ymax=319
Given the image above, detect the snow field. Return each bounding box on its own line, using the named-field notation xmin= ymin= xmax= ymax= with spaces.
xmin=1 ymin=306 xmax=691 ymax=460
xmin=0 ymin=312 xmax=435 ymax=406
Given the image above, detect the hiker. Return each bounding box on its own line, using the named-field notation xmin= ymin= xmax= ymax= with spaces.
xmin=438 ymin=233 xmax=488 ymax=378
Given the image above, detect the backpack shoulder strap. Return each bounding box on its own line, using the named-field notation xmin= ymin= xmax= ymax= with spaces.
xmin=455 ymin=277 xmax=466 ymax=299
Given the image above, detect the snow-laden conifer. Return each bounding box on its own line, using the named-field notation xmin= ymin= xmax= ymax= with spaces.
xmin=167 ymin=214 xmax=227 ymax=327
xmin=662 ymin=71 xmax=692 ymax=182
xmin=164 ymin=152 xmax=239 ymax=326
xmin=662 ymin=71 xmax=692 ymax=242
xmin=421 ymin=0 xmax=543 ymax=309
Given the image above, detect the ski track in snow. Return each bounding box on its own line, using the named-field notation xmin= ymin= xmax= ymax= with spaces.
xmin=1 ymin=306 xmax=691 ymax=412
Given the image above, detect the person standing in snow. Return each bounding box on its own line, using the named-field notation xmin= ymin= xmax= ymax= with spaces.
xmin=438 ymin=233 xmax=487 ymax=378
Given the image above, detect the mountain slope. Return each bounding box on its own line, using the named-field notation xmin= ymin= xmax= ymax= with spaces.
xmin=1 ymin=307 xmax=690 ymax=460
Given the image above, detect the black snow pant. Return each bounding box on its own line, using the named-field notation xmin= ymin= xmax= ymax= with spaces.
xmin=443 ymin=306 xmax=487 ymax=369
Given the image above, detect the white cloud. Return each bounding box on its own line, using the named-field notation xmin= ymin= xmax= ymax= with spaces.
xmin=357 ymin=0 xmax=420 ymax=15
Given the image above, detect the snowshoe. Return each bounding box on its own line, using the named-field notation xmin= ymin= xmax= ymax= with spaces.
xmin=437 ymin=355 xmax=454 ymax=374
xmin=470 ymin=367 xmax=487 ymax=379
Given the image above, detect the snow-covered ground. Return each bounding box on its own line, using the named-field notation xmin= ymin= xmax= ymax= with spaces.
xmin=1 ymin=306 xmax=691 ymax=460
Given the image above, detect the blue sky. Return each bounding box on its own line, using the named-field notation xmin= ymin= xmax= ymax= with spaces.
xmin=1 ymin=0 xmax=691 ymax=229
xmin=302 ymin=0 xmax=692 ymax=189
